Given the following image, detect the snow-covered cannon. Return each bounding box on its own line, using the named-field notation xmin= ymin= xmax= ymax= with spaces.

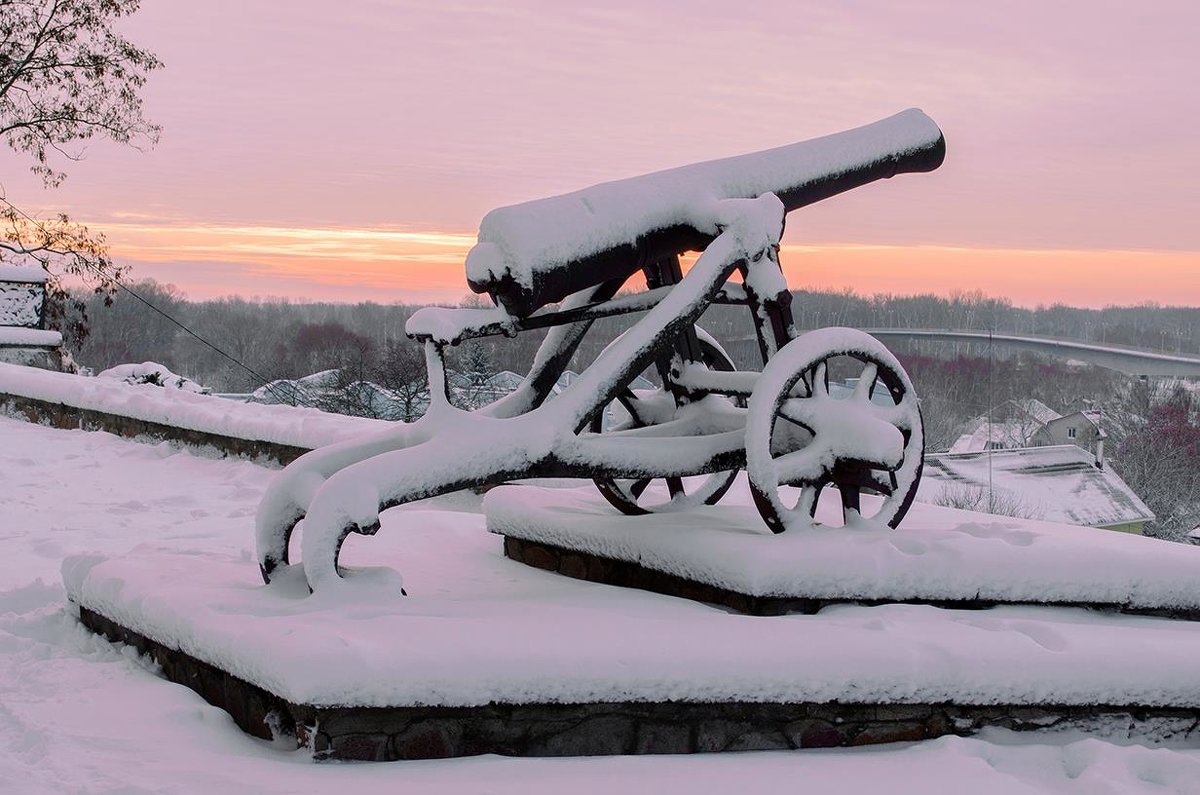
xmin=256 ymin=109 xmax=946 ymax=594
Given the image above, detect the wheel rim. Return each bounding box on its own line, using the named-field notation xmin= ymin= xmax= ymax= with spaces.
xmin=746 ymin=329 xmax=924 ymax=532
xmin=591 ymin=336 xmax=742 ymax=514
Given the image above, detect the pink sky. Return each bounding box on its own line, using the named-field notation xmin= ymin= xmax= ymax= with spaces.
xmin=7 ymin=0 xmax=1199 ymax=307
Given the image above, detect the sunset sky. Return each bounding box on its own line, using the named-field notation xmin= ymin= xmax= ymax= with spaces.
xmin=7 ymin=0 xmax=1199 ymax=307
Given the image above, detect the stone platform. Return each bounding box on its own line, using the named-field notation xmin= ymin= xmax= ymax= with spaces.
xmin=69 ymin=607 xmax=1200 ymax=760
xmin=486 ymin=484 xmax=1200 ymax=617
xmin=64 ymin=488 xmax=1200 ymax=762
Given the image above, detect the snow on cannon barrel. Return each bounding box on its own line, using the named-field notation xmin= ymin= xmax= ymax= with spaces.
xmin=467 ymin=108 xmax=946 ymax=318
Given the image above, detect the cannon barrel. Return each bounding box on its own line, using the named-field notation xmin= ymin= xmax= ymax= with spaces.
xmin=466 ymin=108 xmax=946 ymax=318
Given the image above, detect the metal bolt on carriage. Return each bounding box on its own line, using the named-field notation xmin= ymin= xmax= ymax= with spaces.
xmin=256 ymin=109 xmax=947 ymax=591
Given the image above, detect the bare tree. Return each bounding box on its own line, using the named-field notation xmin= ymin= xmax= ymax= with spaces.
xmin=933 ymin=483 xmax=1043 ymax=520
xmin=1 ymin=0 xmax=161 ymax=343
xmin=1108 ymin=383 xmax=1200 ymax=539
xmin=371 ymin=338 xmax=429 ymax=422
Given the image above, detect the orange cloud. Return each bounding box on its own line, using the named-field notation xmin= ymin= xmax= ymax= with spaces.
xmin=777 ymin=245 xmax=1200 ymax=308
xmin=94 ymin=219 xmax=1199 ymax=308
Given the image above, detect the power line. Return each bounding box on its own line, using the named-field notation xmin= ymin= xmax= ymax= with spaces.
xmin=2 ymin=199 xmax=315 ymax=408
xmin=104 ymin=276 xmax=319 ymax=408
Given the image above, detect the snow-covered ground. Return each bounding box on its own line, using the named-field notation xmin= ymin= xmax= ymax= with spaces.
xmin=3 ymin=415 xmax=1200 ymax=793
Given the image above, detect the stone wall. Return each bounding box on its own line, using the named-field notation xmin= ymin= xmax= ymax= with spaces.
xmin=0 ymin=392 xmax=309 ymax=465
xmin=0 ymin=346 xmax=69 ymax=371
xmin=78 ymin=605 xmax=1200 ymax=762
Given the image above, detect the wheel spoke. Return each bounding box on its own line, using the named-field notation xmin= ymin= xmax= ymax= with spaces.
xmin=812 ymin=362 xmax=829 ymax=396
xmin=839 ymin=483 xmax=861 ymax=515
xmin=592 ymin=332 xmax=741 ymax=515
xmin=616 ymin=389 xmax=646 ymax=428
xmin=771 ymin=448 xmax=825 ymax=487
xmin=853 ymin=363 xmax=878 ymax=402
xmin=777 ymin=397 xmax=816 ymax=428
xmin=796 ymin=481 xmax=823 ymax=518
xmin=872 ymin=402 xmax=917 ymax=433
xmin=859 ymin=469 xmax=895 ymax=496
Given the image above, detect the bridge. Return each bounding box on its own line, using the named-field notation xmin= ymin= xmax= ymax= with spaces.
xmin=861 ymin=329 xmax=1200 ymax=378
xmin=720 ymin=328 xmax=1200 ymax=377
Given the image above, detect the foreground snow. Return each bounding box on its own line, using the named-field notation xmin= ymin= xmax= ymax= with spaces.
xmin=2 ymin=416 xmax=1200 ymax=793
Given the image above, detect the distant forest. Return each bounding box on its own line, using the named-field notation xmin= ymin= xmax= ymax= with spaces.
xmin=63 ymin=279 xmax=1200 ymax=538
xmin=69 ymin=279 xmax=1199 ymax=395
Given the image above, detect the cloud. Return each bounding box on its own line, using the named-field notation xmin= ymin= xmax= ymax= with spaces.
xmin=86 ymin=217 xmax=1200 ymax=308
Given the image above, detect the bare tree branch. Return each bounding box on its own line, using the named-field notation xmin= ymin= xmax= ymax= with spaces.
xmin=0 ymin=0 xmax=159 ymax=342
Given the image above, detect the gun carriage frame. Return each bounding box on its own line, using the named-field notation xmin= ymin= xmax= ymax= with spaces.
xmin=255 ymin=110 xmax=947 ymax=593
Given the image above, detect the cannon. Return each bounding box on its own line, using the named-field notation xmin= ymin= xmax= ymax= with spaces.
xmin=256 ymin=109 xmax=946 ymax=594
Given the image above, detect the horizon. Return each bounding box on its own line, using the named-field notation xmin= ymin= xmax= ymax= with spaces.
xmin=7 ymin=1 xmax=1200 ymax=310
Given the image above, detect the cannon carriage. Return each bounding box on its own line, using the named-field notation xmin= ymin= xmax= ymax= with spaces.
xmin=256 ymin=109 xmax=946 ymax=593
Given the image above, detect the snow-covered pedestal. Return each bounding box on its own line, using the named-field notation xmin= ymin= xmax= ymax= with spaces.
xmin=64 ymin=491 xmax=1200 ymax=761
xmin=487 ymin=484 xmax=1200 ymax=616
xmin=0 ymin=268 xmax=69 ymax=371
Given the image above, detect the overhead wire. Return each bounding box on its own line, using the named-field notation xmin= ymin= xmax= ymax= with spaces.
xmin=2 ymin=199 xmax=317 ymax=408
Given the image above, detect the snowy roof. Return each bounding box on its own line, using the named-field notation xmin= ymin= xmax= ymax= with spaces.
xmin=920 ymin=445 xmax=1155 ymax=529
xmin=1012 ymin=398 xmax=1061 ymax=425
xmin=947 ymin=420 xmax=1038 ymax=453
xmin=949 ymin=399 xmax=1063 ymax=453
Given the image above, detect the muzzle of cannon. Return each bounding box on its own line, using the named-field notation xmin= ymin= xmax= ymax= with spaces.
xmin=466 ymin=108 xmax=946 ymax=319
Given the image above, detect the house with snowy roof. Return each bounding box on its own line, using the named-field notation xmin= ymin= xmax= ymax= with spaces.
xmin=920 ymin=444 xmax=1155 ymax=534
xmin=948 ymin=399 xmax=1062 ymax=453
xmin=1032 ymin=409 xmax=1107 ymax=464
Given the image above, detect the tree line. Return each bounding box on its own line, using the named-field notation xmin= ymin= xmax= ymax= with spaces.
xmin=64 ymin=280 xmax=1199 ymax=539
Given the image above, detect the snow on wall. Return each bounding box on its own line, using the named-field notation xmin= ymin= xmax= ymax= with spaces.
xmin=485 ymin=484 xmax=1200 ymax=609
xmin=0 ymin=327 xmax=61 ymax=346
xmin=0 ymin=361 xmax=384 ymax=449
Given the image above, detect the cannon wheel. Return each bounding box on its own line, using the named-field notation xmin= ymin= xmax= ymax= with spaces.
xmin=590 ymin=334 xmax=742 ymax=514
xmin=745 ymin=329 xmax=923 ymax=532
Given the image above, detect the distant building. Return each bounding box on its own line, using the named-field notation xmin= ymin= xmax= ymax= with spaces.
xmin=1032 ymin=410 xmax=1106 ymax=465
xmin=949 ymin=399 xmax=1061 ymax=453
xmin=920 ymin=444 xmax=1155 ymax=534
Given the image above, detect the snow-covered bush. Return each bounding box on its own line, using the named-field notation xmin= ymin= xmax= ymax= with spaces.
xmin=933 ymin=482 xmax=1042 ymax=520
xmin=97 ymin=362 xmax=209 ymax=394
